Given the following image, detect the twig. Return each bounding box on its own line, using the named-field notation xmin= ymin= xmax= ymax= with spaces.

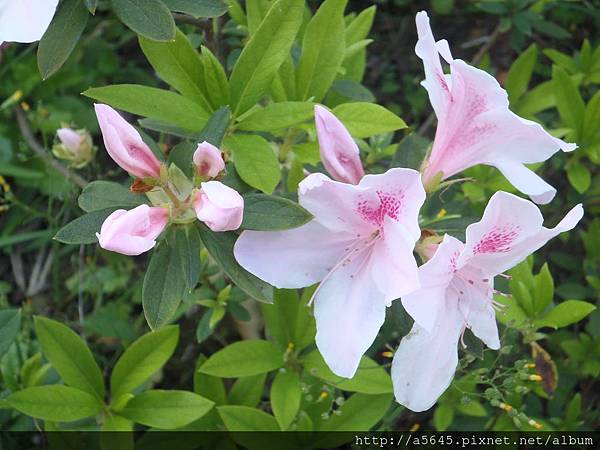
xmin=78 ymin=244 xmax=86 ymax=341
xmin=417 ymin=23 xmax=502 ymax=136
xmin=15 ymin=106 xmax=88 ymax=189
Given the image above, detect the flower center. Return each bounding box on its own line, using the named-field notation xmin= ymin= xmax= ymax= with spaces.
xmin=357 ymin=190 xmax=404 ymax=227
xmin=473 ymin=225 xmax=520 ymax=254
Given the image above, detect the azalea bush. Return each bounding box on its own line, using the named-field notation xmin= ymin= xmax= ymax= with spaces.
xmin=0 ymin=0 xmax=599 ymax=442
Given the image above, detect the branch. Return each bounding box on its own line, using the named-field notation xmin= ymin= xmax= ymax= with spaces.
xmin=417 ymin=23 xmax=502 ymax=136
xmin=15 ymin=106 xmax=88 ymax=189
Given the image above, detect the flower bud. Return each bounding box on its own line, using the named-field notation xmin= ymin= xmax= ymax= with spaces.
xmin=314 ymin=104 xmax=364 ymax=184
xmin=94 ymin=104 xmax=161 ymax=179
xmin=53 ymin=128 xmax=95 ymax=168
xmin=193 ymin=141 xmax=225 ymax=179
xmin=193 ymin=181 xmax=244 ymax=232
xmin=96 ymin=204 xmax=168 ymax=256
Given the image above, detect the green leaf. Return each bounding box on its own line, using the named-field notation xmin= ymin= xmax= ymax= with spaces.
xmin=201 ymin=46 xmax=230 ymax=108
xmin=505 ymin=44 xmax=537 ymax=104
xmin=228 ymin=373 xmax=266 ymax=407
xmin=582 ymin=90 xmax=600 ymax=144
xmin=110 ymin=0 xmax=176 ymax=41
xmin=535 ymin=300 xmax=596 ymax=329
xmin=54 ymin=208 xmax=116 ymax=244
xmin=139 ymin=29 xmax=212 ymax=111
xmin=167 ymin=106 xmax=231 ymax=177
xmin=83 ymin=85 xmax=208 ymax=131
xmin=6 ymin=386 xmax=102 ymax=422
xmin=119 ymin=390 xmax=214 ymax=429
xmin=37 ymin=0 xmax=89 ymax=79
xmin=111 ymin=325 xmax=179 ymax=401
xmin=317 ymin=393 xmax=392 ymax=431
xmin=196 ymin=223 xmax=274 ymax=303
xmin=78 ymin=181 xmax=145 ymax=212
xmin=302 ymin=350 xmax=392 ymax=394
xmin=217 ymin=405 xmax=279 ymax=431
xmin=237 ymin=102 xmax=314 ymax=132
xmin=271 ymin=370 xmax=300 ymax=430
xmin=553 ymin=65 xmax=585 ymax=137
xmin=533 ymin=263 xmax=554 ymax=314
xmin=0 ymin=309 xmax=21 ymax=360
xmin=194 ymin=355 xmax=227 ymax=405
xmin=331 ymin=80 xmax=375 ymax=102
xmin=261 ymin=289 xmax=315 ymax=351
xmin=567 ymin=162 xmax=591 ymax=194
xmin=174 ymin=224 xmax=202 ymax=290
xmin=162 ymin=0 xmax=228 ymax=17
xmin=433 ymin=403 xmax=454 ymax=431
xmin=34 ymin=317 xmax=105 ymax=400
xmin=229 ymin=0 xmax=304 ymax=115
xmin=296 ymin=0 xmax=347 ymax=101
xmin=241 ymin=194 xmax=312 ymax=231
xmin=143 ymin=231 xmax=187 ymax=329
xmin=332 ymin=102 xmax=406 ymax=137
xmin=224 ymin=134 xmax=281 ymax=194
xmin=198 ymin=340 xmax=283 ymax=377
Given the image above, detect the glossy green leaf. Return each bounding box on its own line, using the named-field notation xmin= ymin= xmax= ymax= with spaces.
xmin=198 ymin=340 xmax=283 ymax=377
xmin=237 ymin=102 xmax=314 ymax=132
xmin=111 ymin=0 xmax=176 ymax=41
xmin=241 ymin=194 xmax=312 ymax=231
xmin=229 ymin=0 xmax=304 ymax=115
xmin=162 ymin=0 xmax=228 ymax=17
xmin=201 ymin=46 xmax=230 ymax=108
xmin=34 ymin=316 xmax=105 ymax=400
xmin=317 ymin=393 xmax=392 ymax=431
xmin=37 ymin=0 xmax=89 ymax=79
xmin=196 ymin=223 xmax=274 ymax=303
xmin=83 ymin=85 xmax=208 ymax=131
xmin=535 ymin=300 xmax=596 ymax=329
xmin=553 ymin=65 xmax=585 ymax=137
xmin=332 ymin=102 xmax=406 ymax=137
xmin=119 ymin=390 xmax=214 ymax=429
xmin=224 ymin=134 xmax=281 ymax=194
xmin=533 ymin=263 xmax=554 ymax=314
xmin=271 ymin=370 xmax=300 ymax=430
xmin=0 ymin=309 xmax=21 ymax=360
xmin=6 ymin=386 xmax=102 ymax=422
xmin=228 ymin=373 xmax=266 ymax=407
xmin=567 ymin=162 xmax=591 ymax=194
xmin=296 ymin=0 xmax=347 ymax=101
xmin=78 ymin=181 xmax=146 ymax=212
xmin=217 ymin=405 xmax=279 ymax=431
xmin=302 ymin=350 xmax=392 ymax=394
xmin=505 ymin=44 xmax=537 ymax=103
xmin=111 ymin=325 xmax=179 ymax=400
xmin=139 ymin=30 xmax=212 ymax=111
xmin=54 ymin=208 xmax=116 ymax=244
xmin=174 ymin=224 xmax=202 ymax=290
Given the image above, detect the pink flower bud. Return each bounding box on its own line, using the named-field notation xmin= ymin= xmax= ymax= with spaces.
xmin=193 ymin=181 xmax=244 ymax=232
xmin=57 ymin=128 xmax=83 ymax=152
xmin=94 ymin=104 xmax=161 ymax=179
xmin=96 ymin=205 xmax=168 ymax=256
xmin=314 ymin=105 xmax=364 ymax=185
xmin=193 ymin=141 xmax=225 ymax=178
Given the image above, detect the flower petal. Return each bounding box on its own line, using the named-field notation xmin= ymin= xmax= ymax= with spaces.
xmin=371 ymin=218 xmax=419 ymax=304
xmin=0 ymin=0 xmax=59 ymax=44
xmin=392 ymin=291 xmax=463 ymax=412
xmin=234 ymin=220 xmax=355 ymax=289
xmin=461 ymin=191 xmax=583 ymax=275
xmin=494 ymin=161 xmax=557 ymax=205
xmin=314 ymin=249 xmax=385 ymax=378
xmin=458 ymin=272 xmax=500 ymax=350
xmin=314 ymin=105 xmax=364 ymax=184
xmin=402 ymin=234 xmax=463 ymax=332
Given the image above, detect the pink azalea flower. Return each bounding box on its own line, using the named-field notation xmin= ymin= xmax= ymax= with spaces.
xmin=94 ymin=104 xmax=162 ymax=179
xmin=0 ymin=0 xmax=59 ymax=44
xmin=193 ymin=141 xmax=225 ymax=179
xmin=193 ymin=181 xmax=244 ymax=232
xmin=314 ymin=105 xmax=364 ymax=185
xmin=97 ymin=205 xmax=169 ymax=256
xmin=416 ymin=11 xmax=576 ymax=204
xmin=234 ymin=168 xmax=425 ymax=377
xmin=57 ymin=128 xmax=84 ymax=152
xmin=393 ymin=191 xmax=583 ymax=411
